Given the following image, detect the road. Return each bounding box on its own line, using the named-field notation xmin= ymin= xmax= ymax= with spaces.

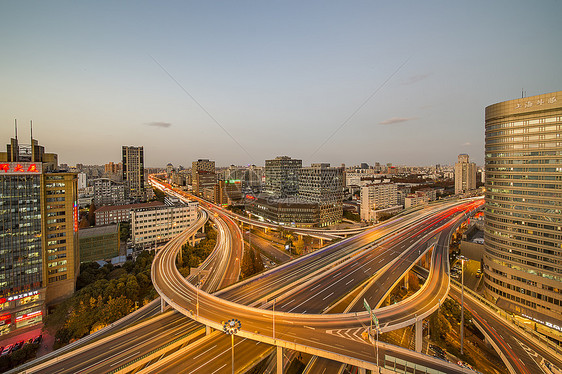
xmin=150 ymin=199 xmax=484 ymax=373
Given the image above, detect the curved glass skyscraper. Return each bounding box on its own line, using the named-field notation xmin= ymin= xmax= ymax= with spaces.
xmin=484 ymin=91 xmax=562 ymax=332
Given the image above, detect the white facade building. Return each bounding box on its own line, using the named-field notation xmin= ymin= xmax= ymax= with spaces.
xmin=360 ymin=183 xmax=398 ymax=222
xmin=131 ymin=201 xmax=198 ymax=248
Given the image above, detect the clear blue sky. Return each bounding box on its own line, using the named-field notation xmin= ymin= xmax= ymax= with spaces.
xmin=1 ymin=1 xmax=561 ymax=168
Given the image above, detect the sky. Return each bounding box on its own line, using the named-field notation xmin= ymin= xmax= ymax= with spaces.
xmin=1 ymin=1 xmax=561 ymax=168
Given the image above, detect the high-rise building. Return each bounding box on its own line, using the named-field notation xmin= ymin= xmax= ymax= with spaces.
xmin=264 ymin=156 xmax=302 ymax=197
xmin=454 ymin=154 xmax=476 ymax=194
xmin=298 ymin=163 xmax=344 ymax=227
xmin=41 ymin=172 xmax=80 ymax=305
xmin=191 ymin=159 xmax=216 ymax=196
xmin=484 ymin=91 xmax=562 ymax=332
xmin=0 ymin=133 xmax=79 ymax=335
xmin=122 ymin=146 xmax=145 ymax=201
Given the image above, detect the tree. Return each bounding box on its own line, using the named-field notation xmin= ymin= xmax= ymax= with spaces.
xmin=252 ymin=247 xmax=264 ymax=273
xmin=294 ymin=238 xmax=305 ymax=255
xmin=241 ymin=248 xmax=255 ymax=278
xmin=87 ymin=202 xmax=96 ymax=226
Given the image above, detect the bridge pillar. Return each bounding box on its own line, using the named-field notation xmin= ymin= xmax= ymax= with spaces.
xmin=425 ymin=251 xmax=431 ymax=268
xmin=415 ymin=319 xmax=423 ymax=352
xmin=206 ymin=326 xmax=212 ymax=335
xmin=276 ymin=346 xmax=284 ymax=374
xmin=404 ymin=273 xmax=409 ymax=290
xmin=320 ymin=238 xmax=324 ymax=247
xmin=358 ymin=368 xmax=366 ymax=374
xmin=160 ymin=298 xmax=166 ymax=313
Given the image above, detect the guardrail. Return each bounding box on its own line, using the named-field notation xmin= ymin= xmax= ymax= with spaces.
xmin=450 ymin=279 xmax=562 ymax=358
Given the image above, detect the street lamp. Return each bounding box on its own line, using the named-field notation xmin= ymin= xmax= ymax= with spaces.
xmin=272 ymin=298 xmax=276 ymax=341
xmin=223 ymin=319 xmax=241 ymax=374
xmin=195 ymin=281 xmax=202 ymax=318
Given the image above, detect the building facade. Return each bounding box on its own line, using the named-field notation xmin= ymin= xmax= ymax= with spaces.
xmin=246 ymin=195 xmax=319 ymax=227
xmin=79 ymin=224 xmax=120 ymax=263
xmin=484 ymin=91 xmax=562 ymax=332
xmin=122 ymin=146 xmax=145 ymax=201
xmin=192 ymin=159 xmax=216 ymax=195
xmin=264 ymin=156 xmax=302 ymax=197
xmin=95 ymin=201 xmax=164 ymax=226
xmin=131 ymin=201 xmax=198 ymax=248
xmin=454 ymin=154 xmax=476 ymax=194
xmin=92 ymin=178 xmax=126 ymax=206
xmin=360 ymin=183 xmax=398 ymax=222
xmin=0 ymin=132 xmax=80 ymax=335
xmin=298 ymin=163 xmax=344 ymax=227
xmin=41 ymin=172 xmax=80 ymax=306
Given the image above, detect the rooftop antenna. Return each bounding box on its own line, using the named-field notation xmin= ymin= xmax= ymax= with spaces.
xmin=14 ymin=119 xmax=18 ymax=140
xmin=30 ymin=120 xmax=33 ymax=141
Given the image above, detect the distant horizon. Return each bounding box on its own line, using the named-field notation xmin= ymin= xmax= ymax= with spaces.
xmin=2 ymin=2 xmax=561 ymax=168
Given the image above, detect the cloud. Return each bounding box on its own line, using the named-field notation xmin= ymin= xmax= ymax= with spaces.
xmin=462 ymin=142 xmax=472 ymax=146
xmin=146 ymin=121 xmax=172 ymax=128
xmin=379 ymin=117 xmax=416 ymax=125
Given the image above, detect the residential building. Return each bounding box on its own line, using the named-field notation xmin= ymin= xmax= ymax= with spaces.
xmin=298 ymin=163 xmax=344 ymax=227
xmin=131 ymin=200 xmax=198 ymax=248
xmin=95 ymin=201 xmax=163 ymax=226
xmin=79 ymin=225 xmax=120 ymax=263
xmin=264 ymin=156 xmax=302 ymax=197
xmin=122 ymin=146 xmax=145 ymax=201
xmin=360 ymin=183 xmax=398 ymax=222
xmin=484 ymin=91 xmax=562 ymax=333
xmin=454 ymin=154 xmax=476 ymax=194
xmin=92 ymin=178 xmax=126 ymax=206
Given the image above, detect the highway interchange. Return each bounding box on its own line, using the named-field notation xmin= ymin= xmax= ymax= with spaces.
xmin=18 ymin=177 xmax=562 ymax=374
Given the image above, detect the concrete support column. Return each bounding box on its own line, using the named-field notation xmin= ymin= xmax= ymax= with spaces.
xmin=426 ymin=251 xmax=431 ymax=268
xmin=320 ymin=239 xmax=324 ymax=247
xmin=206 ymin=326 xmax=212 ymax=335
xmin=415 ymin=319 xmax=423 ymax=352
xmin=202 ymin=224 xmax=205 ymax=233
xmin=358 ymin=368 xmax=366 ymax=374
xmin=276 ymin=346 xmax=283 ymax=374
xmin=160 ymin=298 xmax=166 ymax=313
xmin=404 ymin=273 xmax=409 ymax=290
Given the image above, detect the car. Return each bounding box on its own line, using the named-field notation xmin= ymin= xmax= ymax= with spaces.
xmin=33 ymin=335 xmax=42 ymax=344
xmin=11 ymin=340 xmax=24 ymax=352
xmin=1 ymin=344 xmax=14 ymax=356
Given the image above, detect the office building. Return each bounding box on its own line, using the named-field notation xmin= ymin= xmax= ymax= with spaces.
xmin=246 ymin=195 xmax=319 ymax=227
xmin=484 ymin=91 xmax=562 ymax=332
xmin=0 ymin=132 xmax=79 ymax=335
xmin=192 ymin=159 xmax=216 ymax=196
xmin=454 ymin=154 xmax=476 ymax=194
xmin=298 ymin=163 xmax=344 ymax=227
xmin=131 ymin=200 xmax=198 ymax=248
xmin=360 ymin=183 xmax=398 ymax=222
xmin=122 ymin=146 xmax=145 ymax=201
xmin=264 ymin=156 xmax=302 ymax=197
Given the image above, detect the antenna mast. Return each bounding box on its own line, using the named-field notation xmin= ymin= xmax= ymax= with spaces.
xmin=15 ymin=119 xmax=18 ymax=140
xmin=30 ymin=120 xmax=33 ymax=142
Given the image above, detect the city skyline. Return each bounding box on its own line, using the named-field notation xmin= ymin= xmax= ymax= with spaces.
xmin=2 ymin=2 xmax=562 ymax=167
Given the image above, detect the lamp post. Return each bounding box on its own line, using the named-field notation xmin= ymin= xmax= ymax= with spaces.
xmin=195 ymin=281 xmax=202 ymax=318
xmin=272 ymin=298 xmax=276 ymax=341
xmin=223 ymin=319 xmax=241 ymax=374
